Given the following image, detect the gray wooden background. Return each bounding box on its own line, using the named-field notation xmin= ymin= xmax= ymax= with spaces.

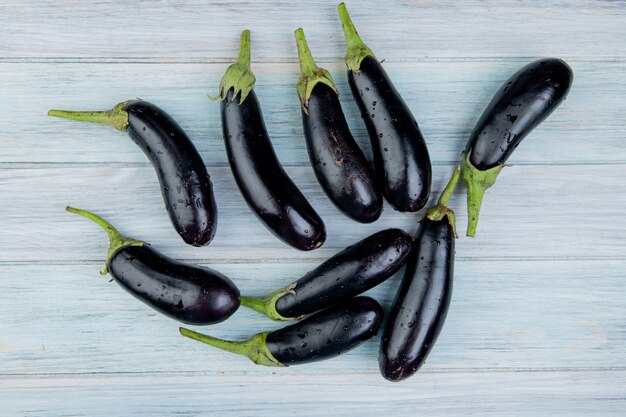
xmin=1 ymin=1 xmax=625 ymax=415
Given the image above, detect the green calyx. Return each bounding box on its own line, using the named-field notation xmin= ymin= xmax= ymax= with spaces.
xmin=239 ymin=283 xmax=297 ymax=321
xmin=460 ymin=151 xmax=505 ymax=237
xmin=66 ymin=206 xmax=143 ymax=275
xmin=214 ymin=30 xmax=256 ymax=104
xmin=337 ymin=2 xmax=376 ymax=72
xmin=425 ymin=165 xmax=461 ymax=238
xmin=48 ymin=100 xmax=134 ymax=132
xmin=179 ymin=328 xmax=285 ymax=367
xmin=294 ymin=28 xmax=338 ymax=112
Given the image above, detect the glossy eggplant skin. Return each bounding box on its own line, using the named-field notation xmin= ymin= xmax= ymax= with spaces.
xmin=266 ymin=296 xmax=383 ymax=365
xmin=274 ymin=228 xmax=412 ymax=318
xmin=467 ymin=58 xmax=573 ymax=170
xmin=108 ymin=245 xmax=240 ymax=325
xmin=380 ymin=218 xmax=454 ymax=381
xmin=124 ymin=101 xmax=217 ymax=247
xmin=221 ymin=88 xmax=326 ymax=251
xmin=302 ymin=83 xmax=382 ymax=223
xmin=348 ymin=56 xmax=432 ymax=212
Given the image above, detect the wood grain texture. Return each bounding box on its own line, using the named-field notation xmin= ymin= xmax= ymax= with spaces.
xmin=3 ymin=371 xmax=626 ymax=417
xmin=1 ymin=0 xmax=625 ymax=415
xmin=0 ymin=259 xmax=624 ymax=375
xmin=1 ymin=164 xmax=625 ymax=263
xmin=1 ymin=60 xmax=624 ymax=166
xmin=2 ymin=0 xmax=626 ymax=59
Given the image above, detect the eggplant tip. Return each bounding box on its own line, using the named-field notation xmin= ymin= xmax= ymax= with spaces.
xmin=380 ymin=360 xmax=415 ymax=382
xmin=301 ymin=229 xmax=327 ymax=251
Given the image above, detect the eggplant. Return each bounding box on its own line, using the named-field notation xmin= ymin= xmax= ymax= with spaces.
xmin=461 ymin=58 xmax=573 ymax=236
xmin=294 ymin=28 xmax=382 ymax=223
xmin=240 ymin=228 xmax=412 ymax=320
xmin=49 ymin=101 xmax=217 ymax=247
xmin=379 ymin=167 xmax=459 ymax=382
xmin=217 ymin=30 xmax=326 ymax=251
xmin=337 ymin=3 xmax=431 ymax=212
xmin=66 ymin=207 xmax=239 ymax=325
xmin=180 ymin=296 xmax=382 ymax=366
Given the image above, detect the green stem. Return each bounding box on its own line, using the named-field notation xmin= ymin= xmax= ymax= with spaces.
xmin=48 ymin=100 xmax=133 ymax=132
xmin=460 ymin=152 xmax=505 ymax=237
xmin=240 ymin=296 xmax=270 ymax=316
xmin=294 ymin=28 xmax=337 ymax=110
xmin=236 ymin=29 xmax=251 ymax=67
xmin=465 ymin=181 xmax=485 ymax=238
xmin=215 ymin=30 xmax=256 ymax=104
xmin=425 ymin=166 xmax=461 ymax=238
xmin=438 ymin=164 xmax=461 ymax=207
xmin=239 ymin=283 xmax=298 ymax=321
xmin=179 ymin=328 xmax=284 ymax=367
xmin=294 ymin=28 xmax=318 ymax=77
xmin=337 ymin=2 xmax=375 ymax=72
xmin=66 ymin=206 xmax=143 ymax=275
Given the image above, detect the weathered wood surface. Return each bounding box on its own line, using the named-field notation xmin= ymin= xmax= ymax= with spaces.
xmin=3 ymin=371 xmax=626 ymax=417
xmin=3 ymin=1 xmax=626 ymax=59
xmin=1 ymin=61 xmax=624 ymax=165
xmin=1 ymin=0 xmax=625 ymax=416
xmin=0 ymin=164 xmax=625 ymax=263
xmin=1 ymin=259 xmax=624 ymax=375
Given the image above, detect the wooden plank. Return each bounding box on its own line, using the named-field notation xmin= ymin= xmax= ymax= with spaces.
xmin=1 ymin=259 xmax=624 ymax=375
xmin=2 ymin=1 xmax=626 ymax=59
xmin=1 ymin=2 xmax=625 ymax=415
xmin=0 ymin=164 xmax=624 ymax=262
xmin=2 ymin=371 xmax=626 ymax=416
xmin=0 ymin=60 xmax=622 ymax=165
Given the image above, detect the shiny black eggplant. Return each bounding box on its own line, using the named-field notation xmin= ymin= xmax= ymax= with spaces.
xmin=217 ymin=30 xmax=326 ymax=251
xmin=337 ymin=3 xmax=431 ymax=212
xmin=240 ymin=228 xmax=412 ymax=320
xmin=294 ymin=28 xmax=382 ymax=223
xmin=380 ymin=167 xmax=459 ymax=382
xmin=461 ymin=58 xmax=573 ymax=236
xmin=66 ymin=207 xmax=239 ymax=325
xmin=49 ymin=101 xmax=217 ymax=247
xmin=180 ymin=296 xmax=382 ymax=366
